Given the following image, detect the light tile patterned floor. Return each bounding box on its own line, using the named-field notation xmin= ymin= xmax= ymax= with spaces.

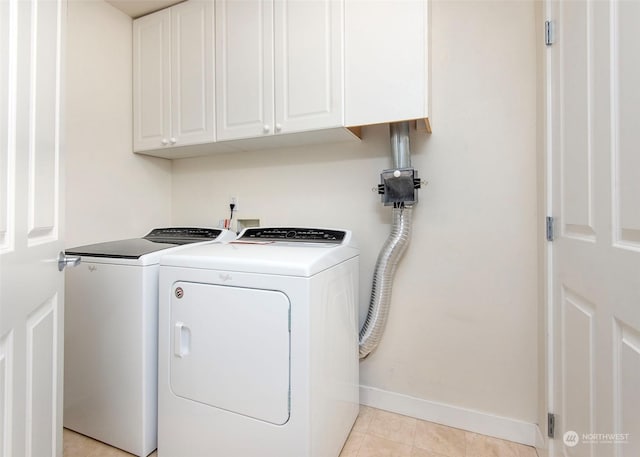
xmin=341 ymin=406 xmax=538 ymax=457
xmin=63 ymin=429 xmax=157 ymax=457
xmin=63 ymin=406 xmax=539 ymax=457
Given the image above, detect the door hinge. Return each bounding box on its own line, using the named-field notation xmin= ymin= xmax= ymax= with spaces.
xmin=546 ymin=216 xmax=555 ymax=241
xmin=548 ymin=412 xmax=556 ymax=438
xmin=545 ymin=20 xmax=554 ymax=46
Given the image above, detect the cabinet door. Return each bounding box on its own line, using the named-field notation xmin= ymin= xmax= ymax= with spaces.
xmin=215 ymin=0 xmax=274 ymax=141
xmin=274 ymin=0 xmax=343 ymax=134
xmin=345 ymin=0 xmax=429 ymax=126
xmin=171 ymin=1 xmax=215 ymax=147
xmin=133 ymin=9 xmax=171 ymax=152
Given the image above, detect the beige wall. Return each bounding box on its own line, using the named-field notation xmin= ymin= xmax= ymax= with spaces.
xmin=65 ymin=0 xmax=172 ymax=248
xmin=171 ymin=0 xmax=539 ymax=430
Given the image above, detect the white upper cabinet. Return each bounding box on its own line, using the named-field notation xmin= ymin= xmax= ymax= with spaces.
xmin=273 ymin=0 xmax=344 ymax=134
xmin=345 ymin=0 xmax=430 ymax=129
xmin=132 ymin=0 xmax=431 ymax=159
xmin=216 ymin=0 xmax=343 ymax=142
xmin=214 ymin=0 xmax=274 ymax=141
xmin=171 ymin=2 xmax=215 ymax=146
xmin=133 ymin=9 xmax=170 ymax=152
xmin=133 ymin=1 xmax=215 ymax=152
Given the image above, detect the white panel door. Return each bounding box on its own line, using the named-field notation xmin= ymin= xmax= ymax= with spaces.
xmin=0 ymin=0 xmax=11 ymax=253
xmin=215 ymin=0 xmax=273 ymax=141
xmin=0 ymin=0 xmax=66 ymax=456
xmin=133 ymin=9 xmax=171 ymax=152
xmin=170 ymin=1 xmax=215 ymax=147
xmin=549 ymin=1 xmax=640 ymax=456
xmin=274 ymin=0 xmax=343 ymax=133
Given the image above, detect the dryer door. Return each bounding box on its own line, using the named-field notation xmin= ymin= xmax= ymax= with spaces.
xmin=170 ymin=282 xmax=291 ymax=425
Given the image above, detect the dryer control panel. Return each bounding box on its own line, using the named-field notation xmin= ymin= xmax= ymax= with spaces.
xmin=239 ymin=228 xmax=346 ymax=243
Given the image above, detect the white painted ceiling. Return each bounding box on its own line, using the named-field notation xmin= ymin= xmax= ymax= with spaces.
xmin=105 ymin=0 xmax=185 ymax=18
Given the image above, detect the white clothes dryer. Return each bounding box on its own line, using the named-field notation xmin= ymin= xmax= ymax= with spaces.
xmin=64 ymin=227 xmax=236 ymax=457
xmin=158 ymin=227 xmax=360 ymax=457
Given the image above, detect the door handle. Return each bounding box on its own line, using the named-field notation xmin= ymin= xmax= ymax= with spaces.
xmin=174 ymin=321 xmax=191 ymax=358
xmin=58 ymin=251 xmax=81 ymax=271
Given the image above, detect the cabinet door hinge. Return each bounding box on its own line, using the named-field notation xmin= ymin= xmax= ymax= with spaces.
xmin=546 ymin=216 xmax=555 ymax=241
xmin=545 ymin=20 xmax=554 ymax=46
xmin=548 ymin=412 xmax=556 ymax=438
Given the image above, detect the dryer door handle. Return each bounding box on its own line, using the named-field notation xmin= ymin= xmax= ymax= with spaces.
xmin=174 ymin=322 xmax=191 ymax=358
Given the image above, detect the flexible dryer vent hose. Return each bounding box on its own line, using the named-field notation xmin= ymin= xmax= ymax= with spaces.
xmin=359 ymin=121 xmax=416 ymax=359
xmin=359 ymin=204 xmax=414 ymax=359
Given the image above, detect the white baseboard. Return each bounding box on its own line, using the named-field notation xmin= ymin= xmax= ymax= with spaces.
xmin=359 ymin=385 xmax=538 ymax=447
xmin=535 ymin=425 xmax=547 ymax=457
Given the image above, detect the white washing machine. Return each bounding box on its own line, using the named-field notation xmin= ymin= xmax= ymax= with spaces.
xmin=158 ymin=227 xmax=360 ymax=457
xmin=64 ymin=227 xmax=236 ymax=457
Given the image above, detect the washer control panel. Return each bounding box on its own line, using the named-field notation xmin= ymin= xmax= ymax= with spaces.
xmin=144 ymin=227 xmax=222 ymax=243
xmin=240 ymin=227 xmax=346 ymax=243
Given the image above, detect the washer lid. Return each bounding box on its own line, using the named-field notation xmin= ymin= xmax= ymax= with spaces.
xmin=66 ymin=227 xmax=231 ymax=260
xmin=66 ymin=238 xmax=182 ymax=260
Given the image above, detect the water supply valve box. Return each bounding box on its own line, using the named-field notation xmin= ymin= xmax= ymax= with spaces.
xmin=378 ymin=168 xmax=420 ymax=206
